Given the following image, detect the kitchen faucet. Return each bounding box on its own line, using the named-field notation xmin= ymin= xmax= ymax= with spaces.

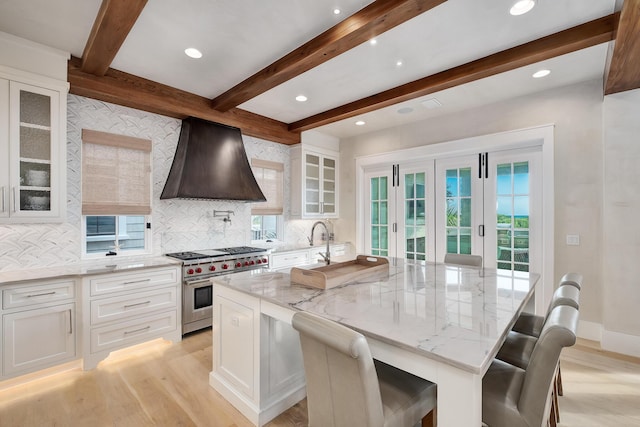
xmin=308 ymin=221 xmax=330 ymax=265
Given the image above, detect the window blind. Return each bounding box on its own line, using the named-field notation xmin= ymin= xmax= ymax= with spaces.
xmin=81 ymin=129 xmax=152 ymax=215
xmin=251 ymin=159 xmax=284 ymax=215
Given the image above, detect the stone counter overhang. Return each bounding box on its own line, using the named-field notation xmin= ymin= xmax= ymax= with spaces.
xmin=210 ymin=259 xmax=539 ymax=375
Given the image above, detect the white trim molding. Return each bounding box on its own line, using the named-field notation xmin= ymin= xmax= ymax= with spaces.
xmin=577 ymin=320 xmax=603 ymax=342
xmin=602 ymin=329 xmax=640 ymax=359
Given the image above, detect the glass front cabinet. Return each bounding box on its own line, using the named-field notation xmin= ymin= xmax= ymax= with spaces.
xmin=0 ymin=78 xmax=66 ymax=223
xmin=291 ymin=146 xmax=339 ymax=219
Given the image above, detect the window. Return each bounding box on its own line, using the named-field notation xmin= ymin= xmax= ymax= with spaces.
xmin=251 ymin=159 xmax=284 ymax=241
xmin=81 ymin=129 xmax=152 ymax=257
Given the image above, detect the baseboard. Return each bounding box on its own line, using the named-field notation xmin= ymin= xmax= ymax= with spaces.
xmin=602 ymin=329 xmax=640 ymax=359
xmin=577 ymin=320 xmax=602 ymax=342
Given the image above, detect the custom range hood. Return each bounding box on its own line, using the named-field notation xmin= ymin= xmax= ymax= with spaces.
xmin=161 ymin=117 xmax=266 ymax=201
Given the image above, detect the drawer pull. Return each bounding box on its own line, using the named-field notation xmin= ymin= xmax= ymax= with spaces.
xmin=123 ymin=279 xmax=151 ymax=285
xmin=124 ymin=325 xmax=151 ymax=335
xmin=124 ymin=300 xmax=151 ymax=309
xmin=26 ymin=291 xmax=56 ymax=298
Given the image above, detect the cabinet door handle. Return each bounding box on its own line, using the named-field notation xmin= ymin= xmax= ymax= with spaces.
xmin=68 ymin=309 xmax=73 ymax=334
xmin=123 ymin=279 xmax=151 ymax=285
xmin=12 ymin=187 xmax=16 ymax=212
xmin=124 ymin=325 xmax=151 ymax=335
xmin=1 ymin=186 xmax=5 ymax=212
xmin=26 ymin=291 xmax=56 ymax=298
xmin=124 ymin=300 xmax=151 ymax=309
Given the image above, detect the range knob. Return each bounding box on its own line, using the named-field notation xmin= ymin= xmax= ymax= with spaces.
xmin=249 ymin=260 xmax=255 ymax=265
xmin=257 ymin=259 xmax=262 ymax=264
xmin=262 ymin=258 xmax=268 ymax=264
xmin=244 ymin=261 xmax=250 ymax=266
xmin=222 ymin=264 xmax=229 ymax=270
xmin=209 ymin=265 xmax=216 ymax=272
xmin=187 ymin=268 xmax=194 ymax=275
xmin=195 ymin=267 xmax=202 ymax=273
xmin=235 ymin=262 xmax=242 ymax=268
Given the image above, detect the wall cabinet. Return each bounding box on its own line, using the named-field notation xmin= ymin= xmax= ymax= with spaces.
xmin=291 ymin=146 xmax=339 ymax=218
xmin=81 ymin=266 xmax=181 ymax=369
xmin=0 ymin=74 xmax=67 ymax=223
xmin=1 ymin=279 xmax=76 ymax=378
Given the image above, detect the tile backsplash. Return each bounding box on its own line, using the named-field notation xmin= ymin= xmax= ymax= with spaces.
xmin=0 ymin=95 xmax=319 ymax=271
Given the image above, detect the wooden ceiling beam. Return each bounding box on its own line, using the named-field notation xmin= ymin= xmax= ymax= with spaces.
xmin=210 ymin=0 xmax=447 ymax=112
xmin=81 ymin=0 xmax=148 ymax=76
xmin=68 ymin=56 xmax=300 ymax=145
xmin=289 ymin=13 xmax=618 ymax=133
xmin=604 ymin=0 xmax=640 ymax=95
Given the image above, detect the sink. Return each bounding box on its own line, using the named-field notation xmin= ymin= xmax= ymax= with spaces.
xmin=290 ymin=255 xmax=389 ymax=289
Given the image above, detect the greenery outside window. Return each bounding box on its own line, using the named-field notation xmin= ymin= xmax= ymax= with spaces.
xmin=81 ymin=129 xmax=152 ymax=257
xmin=251 ymin=159 xmax=284 ymax=242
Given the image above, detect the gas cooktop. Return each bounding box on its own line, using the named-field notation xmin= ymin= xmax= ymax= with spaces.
xmin=165 ymin=246 xmax=266 ymax=261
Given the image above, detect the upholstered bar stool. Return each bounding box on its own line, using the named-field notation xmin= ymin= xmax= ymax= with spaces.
xmin=443 ymin=253 xmax=483 ymax=267
xmin=482 ymin=305 xmax=579 ymax=427
xmin=292 ymin=311 xmax=437 ymax=427
xmin=511 ymin=283 xmax=580 ymax=338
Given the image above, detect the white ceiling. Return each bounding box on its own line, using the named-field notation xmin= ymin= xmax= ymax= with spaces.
xmin=0 ymin=0 xmax=617 ymax=140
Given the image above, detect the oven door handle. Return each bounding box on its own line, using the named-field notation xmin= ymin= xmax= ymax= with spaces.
xmin=184 ymin=278 xmax=214 ymax=287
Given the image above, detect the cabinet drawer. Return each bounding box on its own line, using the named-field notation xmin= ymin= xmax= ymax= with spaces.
xmin=271 ymin=251 xmax=310 ymax=269
xmin=91 ymin=286 xmax=178 ymax=325
xmin=90 ymin=310 xmax=177 ymax=354
xmin=89 ymin=267 xmax=179 ymax=296
xmin=3 ymin=279 xmax=75 ymax=309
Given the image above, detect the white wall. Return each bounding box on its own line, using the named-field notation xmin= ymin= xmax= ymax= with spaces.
xmin=0 ymin=95 xmax=315 ymax=271
xmin=337 ymin=79 xmax=605 ymax=331
xmin=602 ymin=88 xmax=640 ymax=356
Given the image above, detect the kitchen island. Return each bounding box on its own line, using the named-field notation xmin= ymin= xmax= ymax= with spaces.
xmin=209 ymin=259 xmax=539 ymax=426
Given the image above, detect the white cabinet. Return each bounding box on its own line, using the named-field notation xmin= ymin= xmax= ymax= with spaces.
xmin=270 ymin=250 xmax=311 ymax=269
xmin=210 ymin=285 xmax=305 ymax=426
xmin=0 ymin=72 xmax=67 ymax=223
xmin=291 ymin=146 xmax=339 ymax=218
xmin=1 ymin=279 xmax=76 ymax=378
xmin=81 ymin=266 xmax=181 ymax=369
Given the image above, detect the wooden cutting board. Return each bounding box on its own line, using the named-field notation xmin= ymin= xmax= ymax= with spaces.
xmin=290 ymin=255 xmax=389 ymax=289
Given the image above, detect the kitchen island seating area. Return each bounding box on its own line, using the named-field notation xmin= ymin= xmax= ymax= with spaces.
xmin=292 ymin=311 xmax=436 ymax=427
xmin=482 ymin=304 xmax=579 ymax=427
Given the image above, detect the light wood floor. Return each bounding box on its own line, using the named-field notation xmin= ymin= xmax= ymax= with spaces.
xmin=0 ymin=331 xmax=638 ymax=426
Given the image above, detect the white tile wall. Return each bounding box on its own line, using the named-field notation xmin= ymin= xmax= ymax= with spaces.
xmin=0 ymin=95 xmax=318 ymax=271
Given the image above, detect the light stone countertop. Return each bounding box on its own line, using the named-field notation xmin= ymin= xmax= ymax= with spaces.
xmin=211 ymin=259 xmax=539 ymax=374
xmin=0 ymin=256 xmax=181 ymax=285
xmin=255 ymin=241 xmax=351 ymax=254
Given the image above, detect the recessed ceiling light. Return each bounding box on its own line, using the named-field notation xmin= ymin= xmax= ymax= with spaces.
xmin=510 ymin=0 xmax=536 ymax=16
xmin=184 ymin=48 xmax=202 ymax=59
xmin=355 ymin=120 xmax=366 ymax=126
xmin=396 ymin=60 xmax=403 ymax=67
xmin=333 ymin=8 xmax=341 ymax=15
xmin=295 ymin=95 xmax=308 ymax=102
xmin=369 ymin=39 xmax=377 ymax=46
xmin=421 ymin=98 xmax=442 ymax=109
xmin=532 ymin=69 xmax=551 ymax=78
xmin=397 ymin=107 xmax=413 ymax=114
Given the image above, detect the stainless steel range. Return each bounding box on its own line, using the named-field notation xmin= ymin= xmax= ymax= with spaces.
xmin=166 ymin=246 xmax=269 ymax=334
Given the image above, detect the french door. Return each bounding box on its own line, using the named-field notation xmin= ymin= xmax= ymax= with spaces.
xmin=364 ymin=148 xmax=541 ymax=273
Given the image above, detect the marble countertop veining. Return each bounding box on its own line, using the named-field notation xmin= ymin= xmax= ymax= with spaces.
xmin=0 ymin=256 xmax=181 ymax=285
xmin=211 ymin=259 xmax=539 ymax=374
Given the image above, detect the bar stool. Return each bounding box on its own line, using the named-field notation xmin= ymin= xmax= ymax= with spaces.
xmin=443 ymin=253 xmax=482 ymax=267
xmin=292 ymin=311 xmax=437 ymax=427
xmin=496 ymin=283 xmax=580 ymax=426
xmin=482 ymin=305 xmax=579 ymax=427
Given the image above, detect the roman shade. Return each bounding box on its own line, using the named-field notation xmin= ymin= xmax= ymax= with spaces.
xmin=251 ymin=159 xmax=283 ymax=215
xmin=81 ymin=129 xmax=152 ymax=215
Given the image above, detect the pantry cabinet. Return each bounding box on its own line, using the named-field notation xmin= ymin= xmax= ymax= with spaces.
xmin=291 ymin=145 xmax=339 ymax=219
xmin=0 ymin=72 xmax=67 ymax=223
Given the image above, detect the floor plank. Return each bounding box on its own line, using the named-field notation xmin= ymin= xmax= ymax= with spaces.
xmin=0 ymin=332 xmax=636 ymax=426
